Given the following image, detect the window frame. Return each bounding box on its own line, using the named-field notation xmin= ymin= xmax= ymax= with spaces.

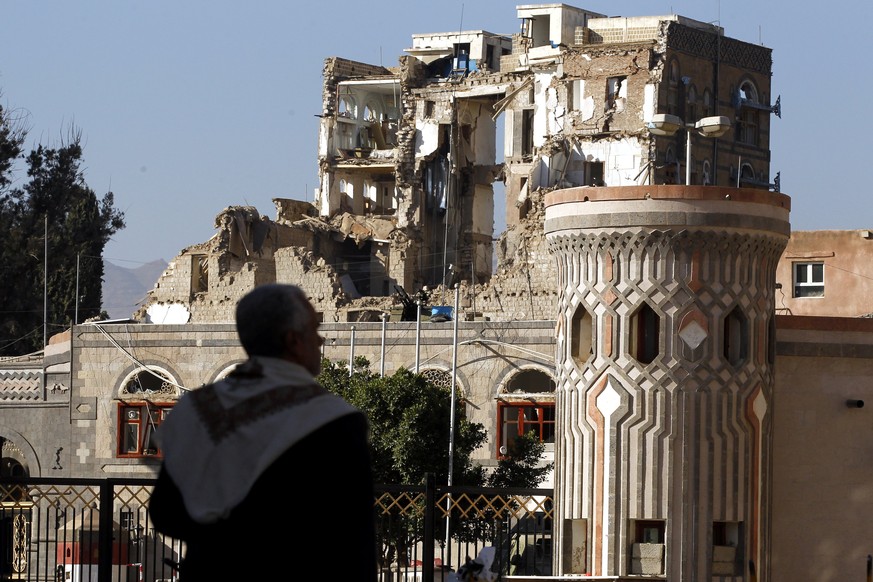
xmin=117 ymin=402 xmax=174 ymax=458
xmin=793 ymin=262 xmax=825 ymax=298
xmin=496 ymin=401 xmax=556 ymax=459
xmin=737 ymin=107 xmax=759 ymax=146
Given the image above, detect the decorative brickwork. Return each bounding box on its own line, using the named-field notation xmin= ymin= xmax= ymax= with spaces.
xmin=546 ymin=190 xmax=788 ymax=578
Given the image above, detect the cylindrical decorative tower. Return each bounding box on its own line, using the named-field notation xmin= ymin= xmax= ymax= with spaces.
xmin=544 ymin=185 xmax=790 ymax=581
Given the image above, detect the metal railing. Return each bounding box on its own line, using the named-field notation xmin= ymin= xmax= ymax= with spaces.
xmin=0 ymin=475 xmax=553 ymax=582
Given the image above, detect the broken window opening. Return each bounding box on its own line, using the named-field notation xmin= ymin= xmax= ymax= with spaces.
xmin=738 ymin=80 xmax=759 ymax=104
xmin=355 ymin=126 xmax=373 ymax=149
xmin=424 ymin=155 xmax=449 ymax=214
xmin=122 ymin=368 xmax=174 ymax=396
xmin=453 ymin=42 xmax=472 ymax=76
xmin=606 ymin=76 xmax=627 ymax=112
xmin=191 ymin=254 xmax=208 ymax=294
xmin=344 ymin=240 xmax=393 ymax=298
xmin=583 ymin=161 xmax=604 ymax=187
xmin=506 ymin=369 xmax=556 ymax=395
xmin=485 ymin=43 xmax=502 ymax=71
xmin=367 ymin=178 xmax=397 ymax=215
xmin=338 ymin=239 xmax=380 ymax=297
xmin=521 ymin=109 xmax=534 ymax=158
xmin=338 ymin=95 xmax=357 ymax=119
xmin=528 ymin=15 xmax=552 ymax=48
xmin=364 ymin=102 xmax=382 ymax=123
xmin=339 ymin=179 xmax=353 ymax=213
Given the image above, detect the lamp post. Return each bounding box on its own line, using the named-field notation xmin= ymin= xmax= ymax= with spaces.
xmin=647 ymin=114 xmax=731 ymax=185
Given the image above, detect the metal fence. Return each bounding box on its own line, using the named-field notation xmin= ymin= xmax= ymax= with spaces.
xmin=0 ymin=475 xmax=552 ymax=582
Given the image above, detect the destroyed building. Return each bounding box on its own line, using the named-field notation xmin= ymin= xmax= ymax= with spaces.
xmin=139 ymin=4 xmax=777 ymax=326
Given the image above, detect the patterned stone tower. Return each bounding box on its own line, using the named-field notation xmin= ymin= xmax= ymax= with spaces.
xmin=544 ymin=185 xmax=790 ymax=580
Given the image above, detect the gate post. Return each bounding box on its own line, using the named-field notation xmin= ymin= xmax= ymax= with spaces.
xmin=423 ymin=473 xmax=435 ymax=582
xmin=98 ymin=480 xmax=113 ymax=582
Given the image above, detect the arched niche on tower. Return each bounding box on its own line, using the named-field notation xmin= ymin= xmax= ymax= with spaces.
xmin=570 ymin=303 xmax=595 ymax=369
xmin=723 ymin=306 xmax=749 ymax=367
xmin=630 ymin=302 xmax=660 ymax=365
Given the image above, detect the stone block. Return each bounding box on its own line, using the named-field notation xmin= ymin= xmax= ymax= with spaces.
xmin=712 ymin=545 xmax=736 ymax=562
xmin=630 ymin=557 xmax=663 ymax=575
xmin=631 ymin=542 xmax=664 ymax=559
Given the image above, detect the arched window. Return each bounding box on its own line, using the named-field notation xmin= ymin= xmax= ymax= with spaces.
xmin=214 ymin=362 xmax=245 ymax=382
xmin=364 ymin=102 xmax=382 ymax=122
xmin=120 ymin=367 xmax=176 ymax=396
xmin=737 ymin=81 xmax=760 ymax=146
xmin=339 ymin=178 xmax=354 ymax=212
xmin=738 ymin=80 xmax=759 ymax=104
xmin=740 ymin=163 xmax=756 ymax=187
xmin=686 ymin=85 xmax=698 ymax=122
xmin=702 ymin=160 xmax=712 ymax=185
xmin=421 ymin=368 xmax=453 ymax=391
xmin=1 ymin=439 xmax=29 ymax=479
xmin=702 ymin=89 xmax=713 ymax=117
xmin=666 ymin=60 xmax=681 ymax=116
xmin=117 ymin=367 xmax=178 ymax=458
xmin=338 ymin=95 xmax=356 ymax=119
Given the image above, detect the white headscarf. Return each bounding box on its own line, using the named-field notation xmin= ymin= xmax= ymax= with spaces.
xmin=157 ymin=356 xmax=357 ymax=523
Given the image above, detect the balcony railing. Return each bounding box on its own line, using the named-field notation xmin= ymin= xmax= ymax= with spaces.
xmin=0 ymin=475 xmax=553 ymax=582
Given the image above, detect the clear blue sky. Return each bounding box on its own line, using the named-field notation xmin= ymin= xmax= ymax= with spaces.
xmin=1 ymin=1 xmax=868 ymax=266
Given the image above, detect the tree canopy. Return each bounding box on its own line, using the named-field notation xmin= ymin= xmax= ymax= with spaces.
xmin=318 ymin=357 xmax=552 ymax=489
xmin=0 ymin=101 xmax=125 ymax=356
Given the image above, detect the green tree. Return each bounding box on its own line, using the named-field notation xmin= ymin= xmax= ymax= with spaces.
xmin=319 ymin=357 xmax=554 ymax=568
xmin=0 ymin=111 xmax=124 ymax=356
xmin=487 ymin=430 xmax=553 ymax=489
xmin=319 ymin=357 xmax=486 ymax=486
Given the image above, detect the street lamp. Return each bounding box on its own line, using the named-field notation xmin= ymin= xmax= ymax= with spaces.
xmin=647 ymin=113 xmax=731 ymax=185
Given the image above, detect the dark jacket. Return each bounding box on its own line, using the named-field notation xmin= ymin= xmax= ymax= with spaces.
xmin=149 ymin=412 xmax=377 ymax=581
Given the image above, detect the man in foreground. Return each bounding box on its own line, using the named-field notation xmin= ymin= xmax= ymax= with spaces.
xmin=149 ymin=283 xmax=377 ymax=581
